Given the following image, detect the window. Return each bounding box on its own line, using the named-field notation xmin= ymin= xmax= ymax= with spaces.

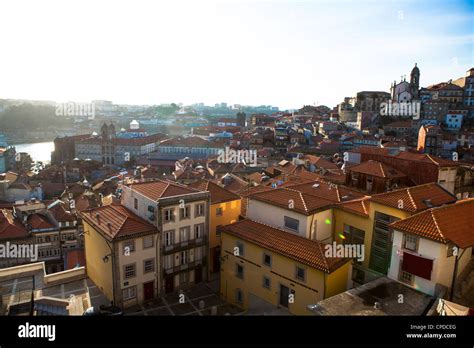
xmin=216 ymin=207 xmax=223 ymax=216
xmin=164 ymin=230 xmax=174 ymax=246
xmin=263 ymin=253 xmax=272 ymax=267
xmin=164 ymin=255 xmax=173 ymax=269
xmin=295 ymin=266 xmax=306 ymax=281
xmin=164 ymin=209 xmax=174 ymax=223
xmin=180 ymin=205 xmax=190 ymax=220
xmin=124 ymin=264 xmax=136 ymax=279
xmin=143 ymin=235 xmax=154 ymax=249
xmin=194 ymin=223 xmax=204 ymax=239
xmin=144 ymin=259 xmax=155 ymax=273
xmin=403 ymin=234 xmax=418 ymax=252
xmin=180 ymin=250 xmax=188 ymax=265
xmin=123 ymin=241 xmax=135 ymax=254
xmin=236 ymin=241 xmax=244 ymax=256
xmin=262 ymin=276 xmax=271 ymax=289
xmin=179 ymin=271 xmax=189 ymax=284
xmin=122 ymin=286 xmax=137 ymax=301
xmin=342 ymin=225 xmax=365 ymax=245
xmin=180 ymin=226 xmax=190 ymax=243
xmin=235 ymin=289 xmax=243 ymax=304
xmin=195 ymin=246 xmax=202 ymax=261
xmin=399 ymin=269 xmax=414 ymax=285
xmin=284 ymin=216 xmax=299 ymax=232
xmin=236 ymin=264 xmax=244 ymax=279
xmin=134 ymin=198 xmax=138 ymax=210
xmin=195 ymin=203 xmax=205 ymax=217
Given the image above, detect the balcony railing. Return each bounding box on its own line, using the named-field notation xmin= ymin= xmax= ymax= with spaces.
xmin=163 ymin=236 xmax=207 ymax=253
xmin=163 ymin=259 xmax=205 ymax=275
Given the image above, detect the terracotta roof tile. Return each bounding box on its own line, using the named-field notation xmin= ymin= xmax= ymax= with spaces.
xmin=127 ymin=180 xmax=200 ymax=201
xmin=0 ymin=209 xmax=29 ymax=240
xmin=80 ymin=204 xmax=157 ymax=240
xmin=27 ymin=213 xmax=56 ymax=230
xmin=390 ymin=199 xmax=474 ymax=248
xmin=249 ymin=187 xmax=335 ymax=215
xmin=219 ymin=219 xmax=350 ymax=273
xmin=369 ymin=183 xmax=456 ymax=213
xmin=336 ymin=197 xmax=371 ymax=217
xmin=189 ymin=180 xmax=240 ymax=205
xmin=349 ymin=160 xmax=406 ymax=178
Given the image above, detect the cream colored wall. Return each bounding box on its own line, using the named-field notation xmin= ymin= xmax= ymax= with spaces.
xmin=437 ymin=167 xmax=457 ymax=194
xmin=389 ymin=229 xmax=472 ymax=296
xmin=118 ymin=234 xmax=159 ymax=307
xmin=83 ymin=221 xmax=114 ymax=302
xmin=247 ymin=199 xmax=309 ymax=237
xmin=209 ymin=199 xmax=241 ymax=249
xmin=220 ymin=232 xmax=349 ymax=315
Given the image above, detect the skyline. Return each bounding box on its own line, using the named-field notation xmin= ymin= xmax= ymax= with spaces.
xmin=0 ymin=0 xmax=473 ymax=110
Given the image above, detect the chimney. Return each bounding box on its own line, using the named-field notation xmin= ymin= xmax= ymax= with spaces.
xmin=96 ymin=213 xmax=101 ymax=224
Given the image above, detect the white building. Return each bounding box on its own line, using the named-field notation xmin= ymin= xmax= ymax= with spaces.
xmin=388 ymin=199 xmax=474 ymax=296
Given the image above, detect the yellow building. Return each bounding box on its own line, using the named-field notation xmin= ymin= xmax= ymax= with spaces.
xmin=333 ymin=183 xmax=456 ymax=284
xmin=190 ymin=180 xmax=241 ymax=274
xmin=81 ymin=204 xmax=160 ymax=308
xmin=219 ymin=219 xmax=351 ymax=315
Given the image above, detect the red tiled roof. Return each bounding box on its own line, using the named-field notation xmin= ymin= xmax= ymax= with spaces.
xmin=302 ymin=155 xmax=340 ymax=170
xmin=48 ymin=201 xmax=76 ymax=222
xmin=284 ymin=181 xmax=366 ymax=203
xmin=348 ymin=160 xmax=406 ymax=178
xmin=249 ymin=187 xmax=335 ymax=215
xmin=189 ymin=180 xmax=240 ymax=205
xmin=80 ymin=204 xmax=157 ymax=240
xmin=390 ymin=199 xmax=474 ymax=248
xmin=0 ymin=209 xmax=29 ymax=240
xmin=27 ymin=213 xmax=55 ymax=230
xmin=336 ymin=197 xmax=371 ymax=217
xmin=127 ymin=180 xmax=201 ymax=201
xmin=219 ymin=219 xmax=350 ymax=273
xmin=369 ymin=183 xmax=456 ymax=213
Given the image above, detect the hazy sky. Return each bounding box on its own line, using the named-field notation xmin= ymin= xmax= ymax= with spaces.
xmin=0 ymin=0 xmax=472 ymax=109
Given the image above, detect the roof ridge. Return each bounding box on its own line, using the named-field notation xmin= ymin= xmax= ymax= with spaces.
xmin=110 ymin=205 xmax=129 ymax=233
xmin=379 ymin=162 xmax=386 ymax=177
xmin=429 ymin=209 xmax=447 ymax=243
xmin=406 ymin=187 xmax=417 ymax=211
xmin=299 ymin=192 xmax=308 ymax=212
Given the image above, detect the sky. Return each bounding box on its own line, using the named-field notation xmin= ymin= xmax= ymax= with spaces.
xmin=0 ymin=0 xmax=473 ymax=110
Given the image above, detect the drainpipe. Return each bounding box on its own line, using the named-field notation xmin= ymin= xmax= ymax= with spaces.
xmin=449 ymin=247 xmax=466 ymax=301
xmin=105 ymin=240 xmax=117 ymax=307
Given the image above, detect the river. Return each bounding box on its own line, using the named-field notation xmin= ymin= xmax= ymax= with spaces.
xmin=14 ymin=141 xmax=55 ymax=164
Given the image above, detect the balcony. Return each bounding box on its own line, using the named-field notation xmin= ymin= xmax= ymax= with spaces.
xmin=163 ymin=236 xmax=207 ymax=254
xmin=163 ymin=259 xmax=205 ymax=275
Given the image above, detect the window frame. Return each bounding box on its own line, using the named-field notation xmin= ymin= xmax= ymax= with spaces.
xmin=295 ymin=265 xmax=306 ymax=282
xmin=143 ymin=235 xmax=154 ymax=249
xmin=143 ymin=258 xmax=155 ymax=274
xmin=263 ymin=253 xmax=272 ymax=267
xmin=123 ymin=263 xmax=137 ymax=279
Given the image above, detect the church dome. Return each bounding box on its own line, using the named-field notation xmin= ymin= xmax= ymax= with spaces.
xmin=130 ymin=120 xmax=140 ymax=130
xmin=411 ymin=63 xmax=420 ymax=74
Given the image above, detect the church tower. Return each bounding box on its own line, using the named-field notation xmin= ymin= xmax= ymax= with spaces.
xmin=410 ymin=63 xmax=420 ymax=98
